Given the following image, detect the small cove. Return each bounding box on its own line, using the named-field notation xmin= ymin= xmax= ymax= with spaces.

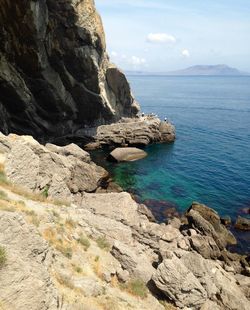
xmin=91 ymin=75 xmax=250 ymax=254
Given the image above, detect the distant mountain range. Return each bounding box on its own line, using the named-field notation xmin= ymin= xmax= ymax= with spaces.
xmin=126 ymin=65 xmax=249 ymax=76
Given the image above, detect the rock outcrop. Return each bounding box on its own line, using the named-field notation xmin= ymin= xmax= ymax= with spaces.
xmin=0 ymin=212 xmax=58 ymax=310
xmin=235 ymin=216 xmax=250 ymax=231
xmin=0 ymin=0 xmax=139 ymax=141
xmin=87 ymin=116 xmax=175 ymax=148
xmin=0 ymin=133 xmax=249 ymax=310
xmin=0 ymin=132 xmax=108 ymax=201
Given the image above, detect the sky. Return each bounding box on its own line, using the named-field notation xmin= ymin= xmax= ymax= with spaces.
xmin=95 ymin=0 xmax=250 ymax=72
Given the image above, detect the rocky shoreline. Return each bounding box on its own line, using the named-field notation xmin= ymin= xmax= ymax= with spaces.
xmin=0 ymin=132 xmax=249 ymax=310
xmin=0 ymin=0 xmax=249 ymax=309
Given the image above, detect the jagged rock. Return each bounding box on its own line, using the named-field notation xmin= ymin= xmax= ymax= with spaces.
xmin=0 ymin=0 xmax=139 ymax=140
xmin=153 ymin=254 xmax=207 ymax=309
xmin=189 ymin=235 xmax=221 ymax=259
xmin=235 ymin=274 xmax=250 ymax=298
xmin=2 ymin=134 xmax=107 ymax=200
xmin=137 ymin=204 xmax=156 ymax=222
xmin=180 ymin=252 xmax=250 ymax=310
xmin=45 ymin=143 xmax=91 ymax=163
xmin=94 ymin=116 xmax=175 ymax=147
xmin=159 ymin=121 xmax=176 ymax=142
xmin=108 ymin=147 xmax=147 ymax=162
xmin=111 ymin=241 xmax=155 ymax=283
xmin=0 ymin=212 xmax=57 ymax=310
xmin=187 ymin=202 xmax=237 ymax=248
xmin=235 ymin=216 xmax=250 ymax=231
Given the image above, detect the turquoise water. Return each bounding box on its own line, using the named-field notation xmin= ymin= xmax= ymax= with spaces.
xmin=93 ymin=76 xmax=250 ymax=252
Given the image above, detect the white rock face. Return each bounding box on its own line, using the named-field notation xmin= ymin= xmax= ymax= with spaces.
xmin=1 ymin=134 xmax=107 ymax=201
xmin=0 ymin=212 xmax=58 ymax=310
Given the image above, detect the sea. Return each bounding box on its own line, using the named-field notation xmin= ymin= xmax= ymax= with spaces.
xmin=93 ymin=75 xmax=250 ymax=253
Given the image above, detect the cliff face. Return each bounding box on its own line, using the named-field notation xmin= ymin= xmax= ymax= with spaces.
xmin=0 ymin=0 xmax=139 ymax=140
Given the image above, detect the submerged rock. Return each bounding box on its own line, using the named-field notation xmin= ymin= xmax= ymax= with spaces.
xmin=108 ymin=147 xmax=147 ymax=162
xmin=235 ymin=216 xmax=250 ymax=231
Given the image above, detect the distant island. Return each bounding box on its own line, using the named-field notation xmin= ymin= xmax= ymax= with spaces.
xmin=126 ymin=65 xmax=249 ymax=76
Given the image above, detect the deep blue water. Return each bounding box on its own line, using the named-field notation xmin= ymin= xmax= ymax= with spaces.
xmin=93 ymin=76 xmax=250 ymax=253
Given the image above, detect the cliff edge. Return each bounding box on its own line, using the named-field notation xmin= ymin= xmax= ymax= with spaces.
xmin=0 ymin=0 xmax=139 ymax=141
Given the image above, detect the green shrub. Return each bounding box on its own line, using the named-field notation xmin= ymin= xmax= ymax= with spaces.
xmin=41 ymin=185 xmax=49 ymax=198
xmin=0 ymin=170 xmax=8 ymax=185
xmin=78 ymin=235 xmax=90 ymax=251
xmin=0 ymin=246 xmax=7 ymax=268
xmin=75 ymin=266 xmax=82 ymax=273
xmin=121 ymin=278 xmax=148 ymax=299
xmin=56 ymin=245 xmax=73 ymax=259
xmin=96 ymin=236 xmax=110 ymax=251
xmin=0 ymin=190 xmax=8 ymax=201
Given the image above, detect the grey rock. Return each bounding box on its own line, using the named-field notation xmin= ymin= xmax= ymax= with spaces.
xmin=74 ymin=277 xmax=104 ymax=297
xmin=153 ymin=255 xmax=207 ymax=309
xmin=235 ymin=216 xmax=250 ymax=231
xmin=111 ymin=241 xmax=155 ymax=283
xmin=0 ymin=212 xmax=58 ymax=310
xmin=189 ymin=235 xmax=221 ymax=259
xmin=4 ymin=134 xmax=107 ymax=200
xmin=95 ymin=116 xmax=175 ymax=147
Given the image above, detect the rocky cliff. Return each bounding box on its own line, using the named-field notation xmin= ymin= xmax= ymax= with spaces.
xmin=0 ymin=0 xmax=139 ymax=141
xmin=0 ymin=133 xmax=249 ymax=310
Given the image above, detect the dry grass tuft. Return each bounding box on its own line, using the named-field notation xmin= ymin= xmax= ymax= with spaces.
xmin=55 ymin=273 xmax=75 ymax=290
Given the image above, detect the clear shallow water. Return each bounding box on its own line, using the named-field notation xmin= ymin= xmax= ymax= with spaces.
xmin=93 ymin=76 xmax=250 ymax=253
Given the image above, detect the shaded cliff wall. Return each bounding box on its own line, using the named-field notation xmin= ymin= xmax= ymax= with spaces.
xmin=0 ymin=0 xmax=139 ymax=140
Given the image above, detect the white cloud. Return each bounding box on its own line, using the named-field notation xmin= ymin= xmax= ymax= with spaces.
xmin=111 ymin=51 xmax=118 ymax=57
xmin=182 ymin=49 xmax=190 ymax=58
xmin=147 ymin=33 xmax=176 ymax=44
xmin=130 ymin=56 xmax=146 ymax=66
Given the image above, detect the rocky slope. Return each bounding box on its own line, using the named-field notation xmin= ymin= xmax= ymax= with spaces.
xmin=0 ymin=133 xmax=249 ymax=310
xmin=0 ymin=0 xmax=139 ymax=141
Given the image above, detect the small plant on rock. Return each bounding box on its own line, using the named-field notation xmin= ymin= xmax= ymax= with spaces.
xmin=120 ymin=278 xmax=148 ymax=299
xmin=41 ymin=185 xmax=50 ymax=198
xmin=78 ymin=235 xmax=90 ymax=251
xmin=56 ymin=245 xmax=73 ymax=259
xmin=0 ymin=246 xmax=7 ymax=268
xmin=96 ymin=236 xmax=110 ymax=251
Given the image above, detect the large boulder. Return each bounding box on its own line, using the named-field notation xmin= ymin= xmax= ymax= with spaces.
xmin=153 ymin=254 xmax=207 ymax=309
xmin=2 ymin=134 xmax=108 ymax=201
xmin=0 ymin=0 xmax=139 ymax=141
xmin=186 ymin=202 xmax=237 ymax=248
xmin=108 ymin=147 xmax=147 ymax=162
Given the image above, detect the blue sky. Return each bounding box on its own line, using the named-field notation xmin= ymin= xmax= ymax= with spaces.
xmin=95 ymin=0 xmax=250 ymax=72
